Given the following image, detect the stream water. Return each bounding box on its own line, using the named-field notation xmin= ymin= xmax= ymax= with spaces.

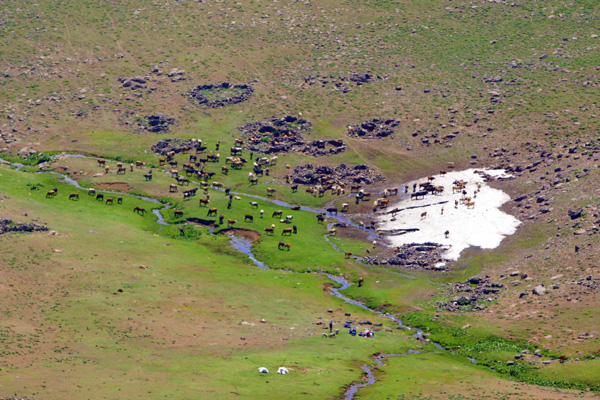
xmin=2 ymin=154 xmax=456 ymax=398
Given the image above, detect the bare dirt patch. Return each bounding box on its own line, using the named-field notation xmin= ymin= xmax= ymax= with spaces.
xmin=217 ymin=228 xmax=261 ymax=242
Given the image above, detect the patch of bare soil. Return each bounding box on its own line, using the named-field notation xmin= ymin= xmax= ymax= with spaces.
xmin=218 ymin=228 xmax=261 ymax=242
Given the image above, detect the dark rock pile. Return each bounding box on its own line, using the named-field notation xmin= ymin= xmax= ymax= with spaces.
xmin=363 ymin=242 xmax=449 ymax=271
xmin=151 ymin=138 xmax=204 ymax=155
xmin=290 ymin=163 xmax=384 ymax=186
xmin=118 ymin=76 xmax=149 ymax=90
xmin=438 ymin=276 xmax=504 ymax=312
xmin=237 ymin=116 xmax=345 ymax=155
xmin=347 ymin=118 xmax=400 ymax=139
xmin=0 ymin=218 xmax=48 ymax=235
xmin=303 ymin=72 xmax=386 ymax=92
xmin=188 ymin=82 xmax=253 ymax=108
xmin=137 ymin=114 xmax=176 ymax=133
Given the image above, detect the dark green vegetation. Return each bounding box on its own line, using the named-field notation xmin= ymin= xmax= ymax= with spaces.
xmin=1 ymin=0 xmax=600 ymax=398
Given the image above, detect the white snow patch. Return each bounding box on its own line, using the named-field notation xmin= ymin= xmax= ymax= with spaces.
xmin=376 ymin=169 xmax=520 ymax=265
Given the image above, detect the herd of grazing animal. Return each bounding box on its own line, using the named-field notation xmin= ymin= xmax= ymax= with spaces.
xmin=45 ymin=137 xmax=488 ymax=258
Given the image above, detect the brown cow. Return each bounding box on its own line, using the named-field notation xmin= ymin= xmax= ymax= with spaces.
xmin=344 ymin=251 xmax=352 ymax=259
xmin=264 ymin=227 xmax=274 ymax=235
xmin=69 ymin=192 xmax=79 ymax=200
xmin=174 ymin=210 xmax=183 ymax=217
xmin=244 ymin=214 xmax=253 ymax=222
xmin=207 ymin=208 xmax=218 ymax=217
xmin=227 ymin=219 xmax=237 ymax=227
xmin=199 ymin=198 xmax=210 ymax=206
xmin=282 ymin=228 xmax=292 ymax=235
xmin=106 ymin=198 xmax=114 ymax=205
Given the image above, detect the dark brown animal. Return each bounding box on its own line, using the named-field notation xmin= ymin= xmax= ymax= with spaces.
xmin=106 ymin=198 xmax=114 ymax=205
xmin=244 ymin=214 xmax=253 ymax=222
xmin=133 ymin=206 xmax=146 ymax=215
xmin=174 ymin=210 xmax=184 ymax=217
xmin=207 ymin=208 xmax=218 ymax=217
xmin=272 ymin=210 xmax=283 ymax=218
xmin=69 ymin=192 xmax=79 ymax=200
xmin=199 ymin=198 xmax=210 ymax=206
xmin=282 ymin=228 xmax=292 ymax=235
xmin=96 ymin=193 xmax=104 ymax=201
xmin=227 ymin=219 xmax=237 ymax=227
xmin=264 ymin=227 xmax=274 ymax=235
xmin=344 ymin=251 xmax=352 ymax=259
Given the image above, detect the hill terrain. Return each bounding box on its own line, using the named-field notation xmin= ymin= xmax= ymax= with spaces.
xmin=1 ymin=0 xmax=600 ymax=398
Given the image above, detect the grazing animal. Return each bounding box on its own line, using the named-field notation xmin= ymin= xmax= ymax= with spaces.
xmin=174 ymin=210 xmax=184 ymax=217
xmin=444 ymin=230 xmax=450 ymax=238
xmin=249 ymin=201 xmax=258 ymax=208
xmin=117 ymin=167 xmax=126 ymax=175
xmin=106 ymin=198 xmax=114 ymax=205
xmin=316 ymin=214 xmax=324 ymax=223
xmin=97 ymin=158 xmax=105 ymax=167
xmin=169 ymin=184 xmax=178 ymax=192
xmin=466 ymin=201 xmax=475 ymax=209
xmin=284 ymin=162 xmax=291 ymax=169
xmin=221 ymin=166 xmax=229 ymax=175
xmin=135 ymin=160 xmax=144 ymax=168
xmin=177 ymin=176 xmax=190 ymax=185
xmin=282 ymin=228 xmax=292 ymax=235
xmin=266 ymin=187 xmax=276 ymax=196
xmin=290 ymin=205 xmax=301 ymax=211
xmin=46 ymin=190 xmax=56 ymax=198
xmin=69 ymin=192 xmax=79 ymax=200
xmin=291 ymin=184 xmax=298 ymax=192
xmin=455 ymin=200 xmax=459 ymax=208
xmin=341 ymin=203 xmax=349 ymax=212
xmin=411 ymin=191 xmax=426 ymax=200
xmin=144 ymin=173 xmax=153 ymax=181
xmin=244 ymin=214 xmax=254 ymax=222
xmin=344 ymin=251 xmax=352 ymax=259
xmin=264 ymin=227 xmax=274 ymax=235
xmin=88 ymin=188 xmax=96 ymax=196
xmin=133 ymin=206 xmax=146 ymax=215
xmin=96 ymin=193 xmax=104 ymax=201
xmin=227 ymin=219 xmax=237 ymax=227
xmin=159 ymin=157 xmax=167 ymax=166
xmin=117 ymin=197 xmax=123 ymax=204
xmin=420 ymin=211 xmax=427 ymax=219
xmin=207 ymin=208 xmax=218 ymax=217
xmin=329 ymin=228 xmax=337 ymax=235
xmin=199 ymin=198 xmax=210 ymax=206
xmin=326 ymin=207 xmax=338 ymax=215
xmin=104 ymin=165 xmax=110 ymax=174
xmin=249 ymin=177 xmax=258 ymax=185
xmin=272 ymin=210 xmax=283 ymax=218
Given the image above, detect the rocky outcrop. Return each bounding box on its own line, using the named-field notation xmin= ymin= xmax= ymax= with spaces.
xmin=290 ymin=163 xmax=384 ymax=186
xmin=363 ymin=242 xmax=449 ymax=271
xmin=137 ymin=114 xmax=176 ymax=133
xmin=0 ymin=219 xmax=49 ymax=235
xmin=151 ymin=138 xmax=205 ymax=155
xmin=438 ymin=276 xmax=505 ymax=311
xmin=188 ymin=82 xmax=253 ymax=108
xmin=347 ymin=118 xmax=400 ymax=139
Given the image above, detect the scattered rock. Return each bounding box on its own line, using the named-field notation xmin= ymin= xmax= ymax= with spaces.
xmin=532 ymin=285 xmax=546 ymax=296
xmin=188 ymin=82 xmax=253 ymax=108
xmin=346 ymin=118 xmax=400 ymax=139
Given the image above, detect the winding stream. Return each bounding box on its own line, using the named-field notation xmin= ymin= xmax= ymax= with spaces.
xmin=2 ymin=154 xmax=453 ymax=399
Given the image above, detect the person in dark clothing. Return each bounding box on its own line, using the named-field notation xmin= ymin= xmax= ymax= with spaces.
xmin=329 ymin=321 xmax=333 ymax=333
xmin=358 ymin=276 xmax=364 ymax=287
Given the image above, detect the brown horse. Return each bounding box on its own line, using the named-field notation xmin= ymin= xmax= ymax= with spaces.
xmin=133 ymin=206 xmax=146 ymax=215
xmin=244 ymin=214 xmax=254 ymax=222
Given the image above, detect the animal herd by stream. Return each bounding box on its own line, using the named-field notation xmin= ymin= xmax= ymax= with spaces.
xmin=41 ymin=137 xmax=489 ymax=261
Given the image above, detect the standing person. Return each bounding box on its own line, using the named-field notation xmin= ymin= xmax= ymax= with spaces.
xmin=329 ymin=321 xmax=333 ymax=333
xmin=358 ymin=276 xmax=364 ymax=287
xmin=250 ymin=151 xmax=254 ymax=160
xmin=355 ymin=193 xmax=360 ymax=205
